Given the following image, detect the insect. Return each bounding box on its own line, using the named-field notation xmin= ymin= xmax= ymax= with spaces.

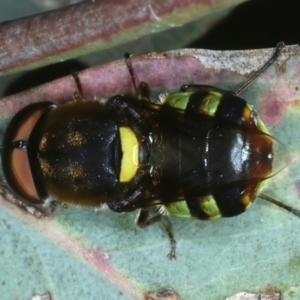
xmin=1 ymin=42 xmax=299 ymax=258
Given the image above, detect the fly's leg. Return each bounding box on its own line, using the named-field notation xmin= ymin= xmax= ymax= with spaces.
xmin=72 ymin=72 xmax=86 ymax=101
xmin=180 ymin=42 xmax=285 ymax=97
xmin=260 ymin=194 xmax=300 ymax=218
xmin=124 ymin=53 xmax=138 ymax=96
xmin=124 ymin=53 xmax=151 ymax=101
xmin=234 ymin=42 xmax=285 ymax=95
xmin=136 ymin=208 xmax=177 ymax=259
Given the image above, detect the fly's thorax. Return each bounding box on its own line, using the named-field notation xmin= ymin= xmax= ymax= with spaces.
xmin=28 ymin=101 xmax=121 ymax=205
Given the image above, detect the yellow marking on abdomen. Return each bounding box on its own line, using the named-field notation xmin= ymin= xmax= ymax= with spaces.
xmin=199 ymin=91 xmax=222 ymax=116
xmin=164 ymin=200 xmax=191 ymax=218
xmin=119 ymin=127 xmax=139 ymax=182
xmin=199 ymin=195 xmax=222 ymax=219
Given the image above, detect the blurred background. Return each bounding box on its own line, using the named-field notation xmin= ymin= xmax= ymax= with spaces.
xmin=1 ymin=0 xmax=300 ymax=95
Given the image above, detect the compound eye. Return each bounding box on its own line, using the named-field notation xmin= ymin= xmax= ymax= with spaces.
xmin=2 ymin=102 xmax=53 ymax=203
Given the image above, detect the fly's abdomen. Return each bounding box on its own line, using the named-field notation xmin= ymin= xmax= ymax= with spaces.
xmin=150 ymin=113 xmax=213 ymax=200
xmin=156 ymin=88 xmax=286 ymax=220
xmin=159 ymin=128 xmax=276 ymax=220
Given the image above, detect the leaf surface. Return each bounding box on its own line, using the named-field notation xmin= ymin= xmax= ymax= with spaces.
xmin=1 ymin=44 xmax=300 ymax=299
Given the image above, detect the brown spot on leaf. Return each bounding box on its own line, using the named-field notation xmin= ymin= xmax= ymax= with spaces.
xmin=145 ymin=288 xmax=180 ymax=300
xmin=261 ymin=93 xmax=285 ymax=127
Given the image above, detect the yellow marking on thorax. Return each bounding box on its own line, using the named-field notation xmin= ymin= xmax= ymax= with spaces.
xmin=119 ymin=127 xmax=139 ymax=182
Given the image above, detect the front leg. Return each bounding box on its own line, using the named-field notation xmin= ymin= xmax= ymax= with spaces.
xmin=107 ymin=173 xmax=164 ymax=212
xmin=107 ymin=184 xmax=145 ymax=213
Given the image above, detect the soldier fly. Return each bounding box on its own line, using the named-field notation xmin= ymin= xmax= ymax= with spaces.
xmin=1 ymin=42 xmax=299 ymax=258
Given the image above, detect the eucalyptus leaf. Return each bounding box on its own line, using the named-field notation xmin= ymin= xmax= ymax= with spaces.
xmin=0 ymin=45 xmax=300 ymax=299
